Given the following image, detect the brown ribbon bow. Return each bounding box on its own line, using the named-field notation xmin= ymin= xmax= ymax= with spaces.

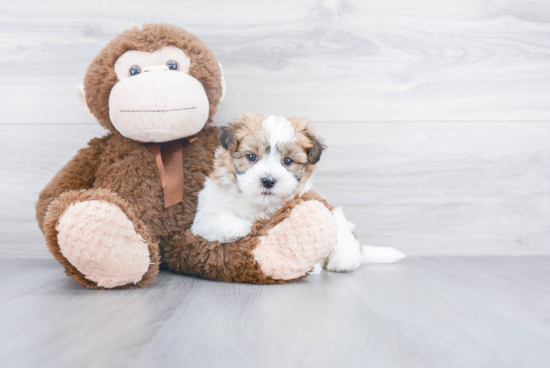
xmin=145 ymin=137 xmax=197 ymax=208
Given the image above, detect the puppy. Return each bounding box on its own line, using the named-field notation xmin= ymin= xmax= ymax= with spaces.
xmin=191 ymin=113 xmax=405 ymax=272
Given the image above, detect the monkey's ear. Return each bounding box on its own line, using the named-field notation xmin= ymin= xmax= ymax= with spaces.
xmin=76 ymin=84 xmax=97 ymax=122
xmin=218 ymin=62 xmax=226 ymax=102
xmin=306 ymin=132 xmax=326 ymax=165
xmin=217 ymin=125 xmax=236 ymax=150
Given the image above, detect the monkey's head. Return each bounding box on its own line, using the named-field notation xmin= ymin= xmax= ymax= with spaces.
xmin=77 ymin=24 xmax=225 ymax=143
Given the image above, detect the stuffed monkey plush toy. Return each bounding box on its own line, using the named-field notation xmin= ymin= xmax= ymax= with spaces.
xmin=36 ymin=24 xmax=338 ymax=289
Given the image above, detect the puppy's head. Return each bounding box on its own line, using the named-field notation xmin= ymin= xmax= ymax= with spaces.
xmin=214 ymin=112 xmax=325 ymax=207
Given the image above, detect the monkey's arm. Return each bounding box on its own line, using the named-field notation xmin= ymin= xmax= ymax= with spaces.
xmin=36 ymin=135 xmax=111 ymax=232
xmin=164 ymin=191 xmax=338 ymax=284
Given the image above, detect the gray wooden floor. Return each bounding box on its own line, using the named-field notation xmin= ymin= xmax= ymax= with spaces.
xmin=1 ymin=257 xmax=549 ymax=368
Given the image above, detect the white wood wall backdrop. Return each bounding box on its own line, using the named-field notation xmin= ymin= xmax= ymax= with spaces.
xmin=0 ymin=0 xmax=549 ymax=258
xmin=1 ymin=0 xmax=550 ymax=123
xmin=1 ymin=122 xmax=549 ymax=258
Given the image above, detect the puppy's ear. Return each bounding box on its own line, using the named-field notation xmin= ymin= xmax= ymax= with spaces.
xmin=306 ymin=132 xmax=326 ymax=165
xmin=217 ymin=125 xmax=236 ymax=150
xmin=289 ymin=116 xmax=327 ymax=165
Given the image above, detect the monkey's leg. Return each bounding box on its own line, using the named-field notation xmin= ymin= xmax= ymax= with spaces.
xmin=43 ymin=189 xmax=160 ymax=289
xmin=164 ymin=191 xmax=337 ymax=284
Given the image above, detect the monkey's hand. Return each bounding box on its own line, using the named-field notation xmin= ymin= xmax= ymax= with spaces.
xmin=165 ymin=190 xmax=337 ymax=283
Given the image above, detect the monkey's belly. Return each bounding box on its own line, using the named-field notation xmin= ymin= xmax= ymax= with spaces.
xmin=92 ymin=144 xmax=201 ymax=239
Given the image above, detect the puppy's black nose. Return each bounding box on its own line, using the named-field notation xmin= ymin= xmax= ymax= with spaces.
xmin=261 ymin=176 xmax=276 ymax=189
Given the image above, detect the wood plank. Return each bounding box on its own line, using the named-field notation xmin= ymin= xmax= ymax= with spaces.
xmin=0 ymin=257 xmax=549 ymax=368
xmin=0 ymin=122 xmax=548 ymax=258
xmin=1 ymin=0 xmax=550 ymax=124
xmin=313 ymin=122 xmax=550 ymax=256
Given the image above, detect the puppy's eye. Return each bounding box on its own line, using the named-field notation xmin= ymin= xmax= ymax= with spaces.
xmin=283 ymin=158 xmax=293 ymax=166
xmin=166 ymin=60 xmax=179 ymax=71
xmin=246 ymin=154 xmax=257 ymax=162
xmin=129 ymin=65 xmax=141 ymax=76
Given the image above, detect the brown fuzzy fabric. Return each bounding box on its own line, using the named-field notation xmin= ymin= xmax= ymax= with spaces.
xmin=36 ymin=135 xmax=111 ymax=233
xmin=84 ymin=23 xmax=223 ymax=132
xmin=43 ymin=188 xmax=160 ymax=289
xmin=36 ymin=24 xmax=336 ymax=289
xmin=163 ymin=190 xmax=334 ymax=284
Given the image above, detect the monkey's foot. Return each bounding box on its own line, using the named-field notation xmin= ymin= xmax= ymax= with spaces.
xmin=56 ymin=200 xmax=151 ymax=288
xmin=44 ymin=189 xmax=159 ymax=289
xmin=252 ymin=195 xmax=338 ymax=280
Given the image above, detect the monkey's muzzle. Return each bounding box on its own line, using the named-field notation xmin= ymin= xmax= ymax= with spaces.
xmin=109 ymin=67 xmax=210 ymax=143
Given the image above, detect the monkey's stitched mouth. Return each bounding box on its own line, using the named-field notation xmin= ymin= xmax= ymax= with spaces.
xmin=119 ymin=106 xmax=197 ymax=113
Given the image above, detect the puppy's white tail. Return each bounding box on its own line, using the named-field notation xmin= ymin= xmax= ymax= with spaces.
xmin=362 ymin=245 xmax=406 ymax=264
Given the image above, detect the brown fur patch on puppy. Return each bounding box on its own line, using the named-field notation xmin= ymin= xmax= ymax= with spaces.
xmin=210 ymin=149 xmax=237 ymax=185
xmin=275 ymin=140 xmax=309 ymax=181
xmin=289 ymin=116 xmax=326 ymax=164
xmin=217 ymin=112 xmax=267 ymax=151
xmin=212 ymin=112 xmax=268 ymax=185
xmin=288 ymin=116 xmax=326 ymax=190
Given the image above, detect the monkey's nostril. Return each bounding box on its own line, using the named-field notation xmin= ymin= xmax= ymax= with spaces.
xmin=261 ymin=177 xmax=276 ymax=189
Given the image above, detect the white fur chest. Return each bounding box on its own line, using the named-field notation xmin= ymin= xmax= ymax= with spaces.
xmin=197 ymin=178 xmax=275 ymax=221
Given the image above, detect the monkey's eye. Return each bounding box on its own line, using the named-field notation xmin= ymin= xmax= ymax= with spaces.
xmin=246 ymin=154 xmax=257 ymax=163
xmin=166 ymin=60 xmax=179 ymax=71
xmin=283 ymin=158 xmax=294 ymax=166
xmin=129 ymin=65 xmax=141 ymax=76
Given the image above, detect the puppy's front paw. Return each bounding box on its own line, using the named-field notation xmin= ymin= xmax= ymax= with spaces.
xmin=218 ymin=218 xmax=253 ymax=243
xmin=326 ymin=252 xmax=362 ymax=272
